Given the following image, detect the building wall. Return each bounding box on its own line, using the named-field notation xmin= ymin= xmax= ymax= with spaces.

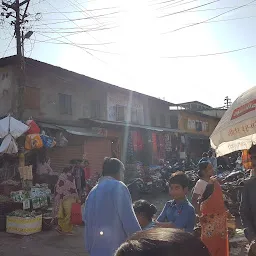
xmin=23 ymin=64 xmax=107 ymax=121
xmin=200 ymin=109 xmax=226 ymax=118
xmin=148 ymin=98 xmax=173 ymax=128
xmin=107 ymin=91 xmax=145 ymax=124
xmin=0 ymin=65 xmax=16 ymax=116
xmin=178 ymin=111 xmax=219 ymax=137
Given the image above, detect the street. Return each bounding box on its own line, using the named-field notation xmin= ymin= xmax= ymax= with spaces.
xmin=0 ymin=192 xmax=248 ymax=256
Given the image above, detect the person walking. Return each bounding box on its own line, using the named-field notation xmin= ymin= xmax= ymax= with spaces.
xmin=193 ymin=162 xmax=229 ymax=256
xmin=53 ymin=167 xmax=80 ymax=235
xmin=208 ymin=150 xmax=217 ymax=175
xmin=240 ymin=145 xmax=256 ymax=255
xmin=84 ymin=157 xmax=141 ymax=256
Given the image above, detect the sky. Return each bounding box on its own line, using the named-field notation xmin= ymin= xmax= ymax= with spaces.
xmin=1 ymin=0 xmax=256 ymax=107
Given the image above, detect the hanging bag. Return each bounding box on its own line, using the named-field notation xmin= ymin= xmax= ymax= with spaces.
xmin=71 ymin=203 xmax=82 ymax=225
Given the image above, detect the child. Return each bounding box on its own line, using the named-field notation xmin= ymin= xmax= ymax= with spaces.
xmin=157 ymin=171 xmax=196 ymax=233
xmin=133 ymin=200 xmax=157 ymax=230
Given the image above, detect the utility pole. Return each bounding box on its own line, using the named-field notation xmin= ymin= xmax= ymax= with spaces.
xmin=2 ymin=0 xmax=30 ymax=120
xmin=224 ymin=96 xmax=232 ymax=109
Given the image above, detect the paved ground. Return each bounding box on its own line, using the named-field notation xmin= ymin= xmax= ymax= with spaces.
xmin=0 ymin=192 xmax=249 ymax=256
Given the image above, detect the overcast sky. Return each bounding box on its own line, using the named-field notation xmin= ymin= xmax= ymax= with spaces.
xmin=1 ymin=0 xmax=256 ymax=107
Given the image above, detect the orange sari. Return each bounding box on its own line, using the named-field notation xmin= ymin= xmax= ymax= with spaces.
xmin=200 ymin=181 xmax=229 ymax=256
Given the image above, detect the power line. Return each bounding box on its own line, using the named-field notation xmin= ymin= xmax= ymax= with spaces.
xmin=161 ymin=44 xmax=256 ymax=58
xmin=31 ymin=26 xmax=117 ymax=33
xmin=32 ymin=36 xmax=119 ymax=55
xmin=164 ymin=0 xmax=256 ymax=33
xmin=2 ymin=34 xmax=14 ymax=58
xmin=159 ymin=0 xmax=219 ymax=17
xmin=163 ymin=14 xmax=256 ymax=33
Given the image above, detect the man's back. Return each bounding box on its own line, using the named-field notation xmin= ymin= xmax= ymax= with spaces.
xmin=240 ymin=177 xmax=256 ymax=241
xmin=84 ymin=177 xmax=141 ymax=256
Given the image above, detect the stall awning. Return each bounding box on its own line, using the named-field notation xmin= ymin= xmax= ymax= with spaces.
xmin=56 ymin=125 xmax=103 ymax=137
xmin=81 ymin=118 xmax=181 ymax=133
xmin=185 ymin=133 xmax=209 ymax=140
xmin=38 ymin=122 xmax=103 ymax=137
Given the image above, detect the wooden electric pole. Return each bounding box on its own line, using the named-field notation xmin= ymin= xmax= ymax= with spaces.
xmin=2 ymin=0 xmax=30 ymax=120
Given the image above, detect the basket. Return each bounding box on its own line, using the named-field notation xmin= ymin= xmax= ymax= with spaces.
xmin=42 ymin=216 xmax=53 ymax=231
xmin=6 ymin=214 xmax=42 ymax=235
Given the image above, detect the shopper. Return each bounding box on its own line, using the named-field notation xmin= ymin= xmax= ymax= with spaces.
xmin=84 ymin=157 xmax=141 ymax=256
xmin=240 ymin=145 xmax=256 ymax=250
xmin=208 ymin=150 xmax=217 ymax=174
xmin=191 ymin=161 xmax=213 ymax=214
xmin=133 ymin=200 xmax=157 ymax=230
xmin=157 ymin=171 xmax=196 ymax=233
xmin=199 ymin=165 xmax=229 ymax=256
xmin=53 ymin=167 xmax=79 ymax=235
xmin=115 ymin=228 xmax=210 ymax=256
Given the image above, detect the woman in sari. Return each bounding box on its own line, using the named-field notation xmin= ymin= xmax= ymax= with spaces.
xmin=53 ymin=167 xmax=80 ymax=234
xmin=200 ymin=175 xmax=229 ymax=256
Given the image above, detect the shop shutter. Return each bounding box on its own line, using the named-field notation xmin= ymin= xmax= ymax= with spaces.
xmin=47 ymin=145 xmax=83 ymax=173
xmin=85 ymin=138 xmax=111 ymax=175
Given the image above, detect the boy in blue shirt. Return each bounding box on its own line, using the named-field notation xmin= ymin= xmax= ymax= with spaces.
xmin=157 ymin=171 xmax=196 ymax=233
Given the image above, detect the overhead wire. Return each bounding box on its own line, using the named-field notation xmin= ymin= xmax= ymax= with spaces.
xmin=162 ymin=44 xmax=256 ymax=58
xmin=163 ymin=0 xmax=256 ymax=33
xmin=1 ymin=34 xmax=14 ymax=58
xmin=159 ymin=0 xmax=220 ymax=17
xmin=32 ymin=34 xmax=119 ymax=55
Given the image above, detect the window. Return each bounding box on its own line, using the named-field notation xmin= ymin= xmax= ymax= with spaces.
xmin=151 ymin=116 xmax=156 ymax=126
xmin=24 ymin=86 xmax=40 ymax=110
xmin=160 ymin=114 xmax=165 ymax=127
xmin=91 ymin=100 xmax=101 ymax=119
xmin=170 ymin=115 xmax=178 ymax=129
xmin=116 ymin=105 xmax=125 ymax=121
xmin=59 ymin=93 xmax=72 ymax=115
xmin=131 ymin=108 xmax=138 ymax=124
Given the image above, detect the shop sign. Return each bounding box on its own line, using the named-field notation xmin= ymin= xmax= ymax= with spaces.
xmin=92 ymin=127 xmax=108 ymax=137
xmin=186 ymin=119 xmax=209 ymax=132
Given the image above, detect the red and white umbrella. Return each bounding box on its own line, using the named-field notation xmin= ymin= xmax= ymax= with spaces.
xmin=210 ymin=86 xmax=256 ymax=156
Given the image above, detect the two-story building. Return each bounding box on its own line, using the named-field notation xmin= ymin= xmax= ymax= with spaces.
xmin=0 ymin=56 xmax=221 ymax=173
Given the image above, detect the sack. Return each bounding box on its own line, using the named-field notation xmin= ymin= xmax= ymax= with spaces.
xmin=25 ymin=134 xmax=43 ymax=150
xmin=71 ymin=203 xmax=82 ymax=225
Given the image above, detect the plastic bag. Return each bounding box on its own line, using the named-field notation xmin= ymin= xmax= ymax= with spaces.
xmin=25 ymin=134 xmax=43 ymax=150
xmin=26 ymin=120 xmax=40 ymax=134
xmin=40 ymin=135 xmax=56 ymax=148
xmin=71 ymin=203 xmax=82 ymax=225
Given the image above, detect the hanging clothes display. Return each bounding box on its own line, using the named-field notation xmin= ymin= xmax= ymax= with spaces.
xmin=152 ymin=132 xmax=158 ymax=158
xmin=158 ymin=134 xmax=165 ymax=160
xmin=132 ymin=131 xmax=144 ymax=152
xmin=242 ymin=149 xmax=252 ymax=170
xmin=127 ymin=131 xmax=134 ymax=163
xmin=164 ymin=133 xmax=172 ymax=152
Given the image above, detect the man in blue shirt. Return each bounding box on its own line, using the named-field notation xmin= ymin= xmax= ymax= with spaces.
xmin=157 ymin=171 xmax=196 ymax=233
xmin=84 ymin=157 xmax=141 ymax=256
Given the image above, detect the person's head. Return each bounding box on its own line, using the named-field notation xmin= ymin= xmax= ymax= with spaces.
xmin=202 ymin=152 xmax=208 ymax=158
xmin=84 ymin=160 xmax=90 ymax=167
xmin=115 ymin=228 xmax=210 ymax=256
xmin=102 ymin=157 xmax=125 ymax=181
xmin=208 ymin=150 xmax=213 ymax=158
xmin=198 ymin=161 xmax=214 ymax=179
xmin=133 ymin=200 xmax=157 ymax=229
xmin=62 ymin=166 xmax=73 ymax=174
xmin=169 ymin=171 xmax=189 ymax=200
xmin=249 ymin=145 xmax=256 ymax=169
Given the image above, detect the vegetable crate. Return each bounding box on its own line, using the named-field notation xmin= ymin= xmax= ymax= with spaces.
xmin=6 ymin=214 xmax=42 ymax=235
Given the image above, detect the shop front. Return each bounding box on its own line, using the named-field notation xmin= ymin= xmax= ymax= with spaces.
xmin=178 ymin=111 xmax=219 ymax=159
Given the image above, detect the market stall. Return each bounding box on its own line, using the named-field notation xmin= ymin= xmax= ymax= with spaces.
xmin=0 ymin=116 xmax=57 ymax=235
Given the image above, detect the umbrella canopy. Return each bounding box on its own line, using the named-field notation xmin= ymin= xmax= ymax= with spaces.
xmin=210 ymin=86 xmax=256 ymax=156
xmin=0 ymin=115 xmax=29 ymax=139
